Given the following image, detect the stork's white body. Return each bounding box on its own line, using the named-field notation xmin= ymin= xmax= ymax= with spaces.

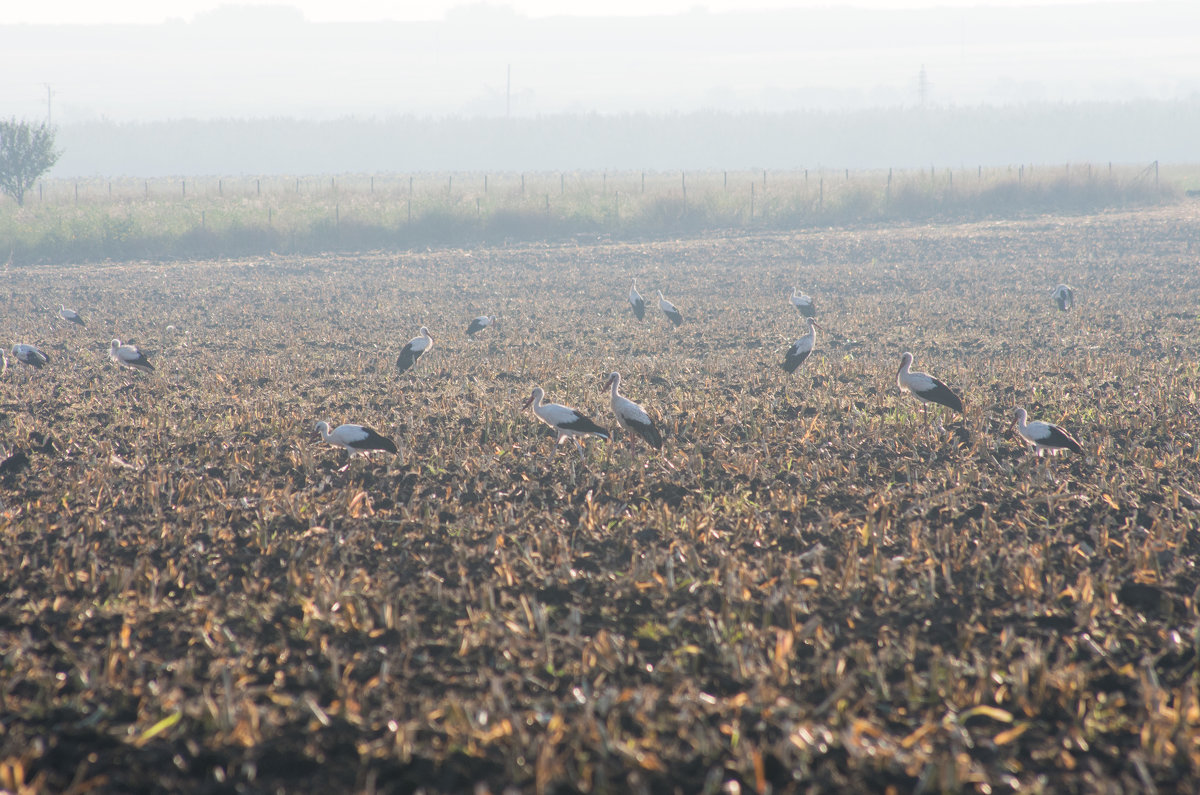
xmin=397 ymin=327 xmax=432 ymax=373
xmin=605 ymin=372 xmax=663 ymax=449
xmin=466 ymin=316 xmax=494 ymax=337
xmin=657 ymin=291 xmax=683 ymax=326
xmin=782 ymin=318 xmax=818 ymax=374
xmin=10 ymin=344 xmax=50 ymax=369
xmin=59 ymin=305 xmax=85 ymax=326
xmin=897 ymin=352 xmax=962 ymax=414
xmin=314 ymin=421 xmax=397 ymax=468
xmin=1051 ymin=284 xmax=1075 ymax=311
xmin=789 ymin=288 xmax=816 ymax=317
xmin=629 ymin=281 xmax=646 ymax=320
xmin=1013 ymin=408 xmax=1082 ymax=457
xmin=523 ymin=386 xmax=609 ymax=459
xmin=110 ymin=339 xmax=154 ymax=373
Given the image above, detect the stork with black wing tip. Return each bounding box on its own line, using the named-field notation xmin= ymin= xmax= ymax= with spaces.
xmin=110 ymin=339 xmax=154 ymax=374
xmin=782 ymin=318 xmax=819 ymax=375
xmin=604 ymin=372 xmax=663 ymax=451
xmin=314 ymin=421 xmax=398 ymax=471
xmin=629 ymin=280 xmax=646 ymax=321
xmin=789 ymin=288 xmax=816 ymax=318
xmin=522 ymin=386 xmax=610 ymax=461
xmin=657 ymin=291 xmax=683 ymax=327
xmin=1011 ymin=408 xmax=1083 ymax=458
xmin=897 ymin=351 xmax=963 ymax=427
xmin=397 ymin=327 xmax=432 ymax=374
xmin=466 ymin=315 xmax=495 ymax=337
xmin=59 ymin=305 xmax=85 ymax=327
xmin=10 ymin=344 xmax=50 ymax=370
xmin=1051 ymin=284 xmax=1075 ymax=311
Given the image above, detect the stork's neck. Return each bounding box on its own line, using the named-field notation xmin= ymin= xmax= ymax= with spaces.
xmin=609 ymin=377 xmax=620 ymax=400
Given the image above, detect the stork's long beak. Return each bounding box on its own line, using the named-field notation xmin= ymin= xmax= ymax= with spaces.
xmin=521 ymin=395 xmax=534 ymax=409
xmin=602 ymin=375 xmax=614 ymax=393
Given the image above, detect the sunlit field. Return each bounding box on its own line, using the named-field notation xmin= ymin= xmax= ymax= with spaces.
xmin=2 ymin=201 xmax=1199 ymax=793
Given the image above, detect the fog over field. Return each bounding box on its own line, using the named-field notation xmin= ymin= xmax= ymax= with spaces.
xmin=2 ymin=1 xmax=1199 ymax=175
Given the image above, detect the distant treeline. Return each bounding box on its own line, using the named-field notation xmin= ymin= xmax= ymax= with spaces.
xmin=54 ymin=100 xmax=1200 ymax=178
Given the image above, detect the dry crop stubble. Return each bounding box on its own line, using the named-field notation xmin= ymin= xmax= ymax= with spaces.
xmin=0 ymin=204 xmax=1199 ymax=792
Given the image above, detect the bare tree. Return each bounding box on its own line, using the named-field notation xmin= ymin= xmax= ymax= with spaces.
xmin=0 ymin=118 xmax=61 ymax=206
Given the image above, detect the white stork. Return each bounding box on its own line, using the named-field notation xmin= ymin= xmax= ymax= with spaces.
xmin=781 ymin=318 xmax=819 ymax=374
xmin=657 ymin=291 xmax=683 ymax=326
xmin=629 ymin=280 xmax=646 ymax=321
xmin=1051 ymin=284 xmax=1075 ymax=311
xmin=10 ymin=344 xmax=50 ymax=369
xmin=314 ymin=421 xmax=397 ymax=467
xmin=522 ymin=386 xmax=610 ymax=459
xmin=396 ymin=327 xmax=432 ymax=374
xmin=58 ymin=305 xmax=85 ymax=327
xmin=789 ymin=288 xmax=816 ymax=318
xmin=110 ymin=339 xmax=154 ymax=373
xmin=604 ymin=372 xmax=663 ymax=450
xmin=897 ymin=352 xmax=963 ymax=416
xmin=1011 ymin=408 xmax=1083 ymax=457
xmin=466 ymin=315 xmax=495 ymax=337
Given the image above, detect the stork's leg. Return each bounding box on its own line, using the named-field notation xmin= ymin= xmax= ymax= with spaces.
xmin=572 ymin=437 xmax=586 ymax=461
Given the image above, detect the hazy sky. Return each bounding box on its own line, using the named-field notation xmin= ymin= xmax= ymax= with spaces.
xmin=0 ymin=0 xmax=1147 ymax=24
xmin=1 ymin=0 xmax=1195 ymax=122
